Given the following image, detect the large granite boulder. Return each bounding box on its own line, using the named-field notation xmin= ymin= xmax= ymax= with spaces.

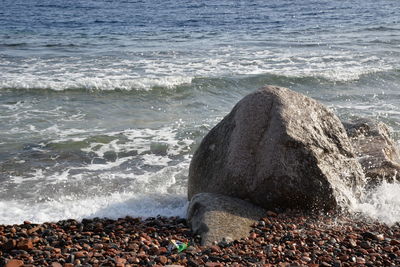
xmin=188 ymin=85 xmax=365 ymax=211
xmin=187 ymin=193 xmax=265 ymax=246
xmin=343 ymin=118 xmax=400 ymax=185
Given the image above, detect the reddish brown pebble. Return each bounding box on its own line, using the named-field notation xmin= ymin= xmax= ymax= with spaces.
xmin=347 ymin=234 xmax=358 ymax=239
xmin=115 ymin=257 xmax=127 ymax=265
xmin=5 ymin=259 xmax=24 ymax=267
xmin=94 ymin=243 xmax=104 ymax=249
xmin=74 ymin=251 xmax=86 ymax=258
xmin=249 ymin=232 xmax=257 ymax=239
xmin=210 ymin=245 xmax=221 ymax=253
xmin=262 ymin=217 xmax=271 ymax=224
xmin=356 ymin=257 xmax=366 ymax=264
xmin=369 ymin=252 xmax=380 ymax=257
xmin=339 ymin=255 xmax=349 ymax=261
xmin=64 ymin=264 xmax=74 ymax=267
xmin=159 ymin=246 xmax=168 ymax=254
xmin=16 ymin=239 xmax=33 ymax=250
xmin=358 ymin=248 xmax=368 ymax=254
xmin=51 ymin=263 xmax=62 ymax=267
xmin=205 ymin=262 xmax=224 ymax=267
xmin=157 ymin=255 xmax=168 ymax=265
xmin=27 ymin=226 xmax=39 ymax=235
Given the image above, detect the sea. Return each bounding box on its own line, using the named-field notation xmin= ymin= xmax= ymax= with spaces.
xmin=1 ymin=0 xmax=400 ymax=225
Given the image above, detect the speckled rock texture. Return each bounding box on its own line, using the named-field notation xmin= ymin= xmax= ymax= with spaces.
xmin=188 ymin=85 xmax=365 ymax=211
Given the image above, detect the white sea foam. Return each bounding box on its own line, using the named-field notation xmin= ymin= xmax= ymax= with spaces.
xmin=2 ymin=159 xmax=190 ymax=224
xmin=352 ymin=181 xmax=400 ymax=225
xmin=0 ymin=123 xmax=193 ymax=225
xmin=79 ymin=127 xmax=193 ymax=159
xmin=0 ymin=73 xmax=193 ymax=91
xmin=0 ymin=193 xmax=188 ymax=225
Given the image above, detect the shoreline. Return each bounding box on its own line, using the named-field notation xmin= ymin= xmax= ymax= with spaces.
xmin=1 ymin=211 xmax=399 ymax=266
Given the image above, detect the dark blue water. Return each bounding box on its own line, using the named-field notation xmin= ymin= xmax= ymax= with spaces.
xmin=1 ymin=0 xmax=400 ymax=224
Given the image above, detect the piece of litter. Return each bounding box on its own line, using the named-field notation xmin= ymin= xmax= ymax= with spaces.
xmin=168 ymin=239 xmax=188 ymax=253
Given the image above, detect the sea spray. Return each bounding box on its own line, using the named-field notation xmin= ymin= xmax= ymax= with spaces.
xmin=353 ymin=181 xmax=400 ymax=225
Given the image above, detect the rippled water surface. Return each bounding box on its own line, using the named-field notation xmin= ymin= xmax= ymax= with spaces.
xmin=1 ymin=0 xmax=400 ymax=224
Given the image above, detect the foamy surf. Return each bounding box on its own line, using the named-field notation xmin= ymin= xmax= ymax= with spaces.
xmin=353 ymin=181 xmax=400 ymax=226
xmin=0 ymin=193 xmax=188 ymax=225
xmin=3 ymin=180 xmax=400 ymax=226
xmin=0 ymin=47 xmax=397 ymax=91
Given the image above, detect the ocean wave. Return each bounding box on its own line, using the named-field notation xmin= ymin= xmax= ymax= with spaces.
xmin=1 ymin=69 xmax=400 ymax=93
xmin=0 ymin=76 xmax=194 ymax=92
xmin=1 ymin=45 xmax=398 ymax=91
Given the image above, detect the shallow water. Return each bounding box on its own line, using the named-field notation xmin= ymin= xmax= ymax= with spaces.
xmin=1 ymin=0 xmax=400 ymax=225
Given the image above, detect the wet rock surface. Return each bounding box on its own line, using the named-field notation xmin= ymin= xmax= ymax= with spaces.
xmin=188 ymin=85 xmax=365 ymax=211
xmin=0 ymin=213 xmax=399 ymax=266
xmin=343 ymin=118 xmax=400 ymax=186
xmin=187 ymin=193 xmax=265 ymax=246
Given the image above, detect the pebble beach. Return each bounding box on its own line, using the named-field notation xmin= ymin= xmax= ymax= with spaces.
xmin=1 ymin=211 xmax=399 ymax=266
